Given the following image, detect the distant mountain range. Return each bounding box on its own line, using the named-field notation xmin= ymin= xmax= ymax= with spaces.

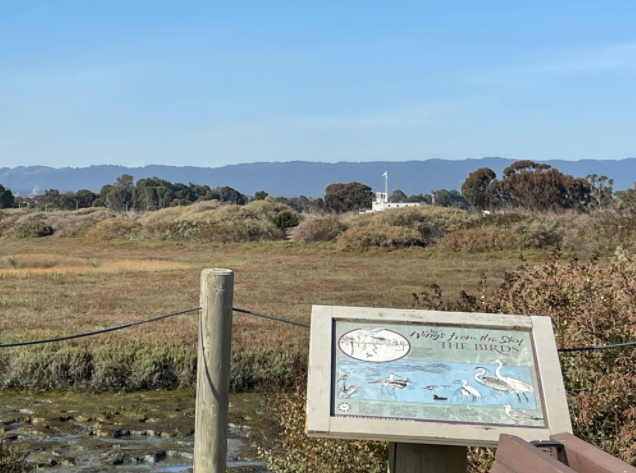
xmin=1 ymin=158 xmax=635 ymax=197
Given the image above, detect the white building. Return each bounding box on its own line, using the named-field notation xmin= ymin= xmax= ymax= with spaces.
xmin=360 ymin=172 xmax=425 ymax=213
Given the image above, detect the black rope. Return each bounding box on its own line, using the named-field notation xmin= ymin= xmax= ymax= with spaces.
xmin=232 ymin=307 xmax=310 ymax=328
xmin=1 ymin=302 xmax=633 ymax=352
xmin=557 ymin=340 xmax=636 ymax=353
xmin=0 ymin=307 xmax=201 ymax=348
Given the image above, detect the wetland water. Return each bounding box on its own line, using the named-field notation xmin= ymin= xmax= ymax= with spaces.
xmin=0 ymin=390 xmax=273 ymax=472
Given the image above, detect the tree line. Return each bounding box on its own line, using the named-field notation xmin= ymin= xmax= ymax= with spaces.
xmin=1 ymin=175 xmax=251 ymax=211
xmin=0 ymin=160 xmax=634 ymax=214
xmin=460 ymin=160 xmax=620 ymax=211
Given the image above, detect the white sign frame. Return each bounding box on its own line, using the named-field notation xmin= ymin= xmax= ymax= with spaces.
xmin=306 ymin=305 xmax=572 ymax=447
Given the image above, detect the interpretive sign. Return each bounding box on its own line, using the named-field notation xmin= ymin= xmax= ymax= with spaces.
xmin=306 ymin=306 xmax=572 ymax=447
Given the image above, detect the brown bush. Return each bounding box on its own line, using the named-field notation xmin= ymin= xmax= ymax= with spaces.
xmin=345 ymin=206 xmax=475 ymax=242
xmin=413 ymin=248 xmax=636 ymax=465
xmin=85 ymin=219 xmax=143 ymax=240
xmin=574 ymin=214 xmax=636 ymax=254
xmin=436 ymin=227 xmax=507 ymax=253
xmin=335 ymin=225 xmax=424 ymax=251
xmin=162 ymin=219 xmax=284 ymax=243
xmin=13 ymin=220 xmax=54 ymax=238
xmin=259 ymin=385 xmax=387 ymax=473
xmin=292 ymin=216 xmax=347 ymax=242
xmin=436 ymin=218 xmax=564 ymax=253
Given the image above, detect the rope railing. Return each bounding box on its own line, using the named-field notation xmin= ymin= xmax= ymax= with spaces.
xmin=0 ymin=306 xmax=633 ymax=353
xmin=0 ymin=307 xmax=202 ymax=348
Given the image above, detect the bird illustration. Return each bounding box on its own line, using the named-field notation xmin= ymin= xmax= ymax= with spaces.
xmin=339 ymin=384 xmax=359 ymax=398
xmin=387 ymin=378 xmax=412 ymax=396
xmin=493 ymin=360 xmax=534 ymax=402
xmin=473 ymin=367 xmax=515 ymax=398
xmin=337 ymin=372 xmax=350 ymax=383
xmin=422 ymin=385 xmax=438 ymax=391
xmin=371 ymin=374 xmax=411 ymax=396
xmin=370 ymin=373 xmax=398 ymax=395
xmin=502 ymin=404 xmax=542 ymax=425
xmin=458 ymin=380 xmax=482 ymax=403
xmin=441 ymin=385 xmax=451 ymax=390
xmin=433 ymin=395 xmax=448 ymax=401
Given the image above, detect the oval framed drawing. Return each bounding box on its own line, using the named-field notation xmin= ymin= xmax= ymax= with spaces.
xmin=338 ymin=327 xmax=411 ymax=363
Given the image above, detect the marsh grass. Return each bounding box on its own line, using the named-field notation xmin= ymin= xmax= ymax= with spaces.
xmin=0 ymin=340 xmax=307 ymax=392
xmin=0 ymin=254 xmax=190 ymax=279
xmin=0 ymin=238 xmax=521 ymax=390
xmin=0 ymin=433 xmax=30 ymax=473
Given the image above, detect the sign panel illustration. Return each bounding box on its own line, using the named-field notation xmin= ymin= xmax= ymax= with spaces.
xmin=332 ymin=322 xmax=545 ymax=428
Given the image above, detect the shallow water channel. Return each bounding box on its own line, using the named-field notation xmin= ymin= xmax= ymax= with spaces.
xmin=0 ymin=390 xmax=274 ymax=472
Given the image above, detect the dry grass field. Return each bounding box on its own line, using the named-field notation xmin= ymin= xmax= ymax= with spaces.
xmin=0 ymin=237 xmax=548 ymax=392
xmin=0 ymin=239 xmax=528 ymax=350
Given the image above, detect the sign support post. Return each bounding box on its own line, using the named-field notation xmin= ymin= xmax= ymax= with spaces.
xmin=388 ymin=443 xmax=467 ymax=473
xmin=194 ymin=268 xmax=234 ymax=473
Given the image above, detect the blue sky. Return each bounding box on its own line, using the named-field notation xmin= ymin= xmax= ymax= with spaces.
xmin=1 ymin=1 xmax=635 ymax=168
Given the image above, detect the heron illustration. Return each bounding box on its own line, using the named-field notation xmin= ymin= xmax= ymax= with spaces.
xmin=502 ymin=403 xmax=542 ymax=425
xmin=473 ymin=367 xmax=515 ymax=399
xmin=493 ymin=360 xmax=534 ymax=402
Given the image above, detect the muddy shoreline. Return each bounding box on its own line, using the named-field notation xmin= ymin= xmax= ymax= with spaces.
xmin=0 ymin=390 xmax=275 ymax=472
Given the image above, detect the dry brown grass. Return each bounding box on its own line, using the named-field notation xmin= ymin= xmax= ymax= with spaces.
xmin=0 ymin=239 xmax=527 ymax=353
xmin=0 ymin=253 xmax=189 ymax=279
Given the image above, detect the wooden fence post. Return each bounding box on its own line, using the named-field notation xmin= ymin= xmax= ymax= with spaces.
xmin=194 ymin=268 xmax=234 ymax=473
xmin=388 ymin=442 xmax=467 ymax=473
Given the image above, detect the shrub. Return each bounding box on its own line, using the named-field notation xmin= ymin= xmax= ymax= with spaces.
xmin=259 ymin=385 xmax=387 ymax=473
xmin=335 ymin=225 xmax=424 ymax=251
xmin=85 ymin=219 xmax=142 ymax=240
xmin=271 ymin=210 xmax=300 ymax=229
xmin=436 ymin=218 xmax=564 ymax=253
xmin=13 ymin=220 xmax=54 ymax=238
xmin=345 ymin=206 xmax=475 ymax=243
xmin=292 ymin=216 xmax=347 ymax=242
xmin=412 ymin=248 xmax=636 ymax=465
xmin=463 ymin=213 xmax=529 ymax=229
xmin=576 ymin=214 xmax=636 ymax=254
xmin=162 ymin=219 xmax=285 ymax=243
xmin=436 ymin=227 xmax=507 ymax=253
xmin=510 ymin=219 xmax=564 ymax=249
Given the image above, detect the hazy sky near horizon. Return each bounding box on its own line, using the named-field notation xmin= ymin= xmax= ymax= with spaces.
xmin=1 ymin=1 xmax=635 ymax=168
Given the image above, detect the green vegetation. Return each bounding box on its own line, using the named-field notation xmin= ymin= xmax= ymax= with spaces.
xmin=0 ymin=340 xmax=306 ymax=392
xmin=0 ymin=185 xmax=14 ymax=210
xmin=0 ymin=433 xmax=30 ymax=473
xmin=13 ymin=220 xmax=54 ymax=238
xmin=324 ymin=182 xmax=374 ymax=213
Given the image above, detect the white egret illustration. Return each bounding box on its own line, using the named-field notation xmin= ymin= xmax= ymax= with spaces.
xmin=493 ymin=360 xmax=534 ymax=402
xmin=339 ymin=327 xmax=410 ymax=362
xmin=458 ymin=380 xmax=481 ymax=403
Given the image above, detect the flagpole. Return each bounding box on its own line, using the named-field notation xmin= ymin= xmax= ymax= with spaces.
xmin=384 ymin=172 xmax=388 ymax=197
